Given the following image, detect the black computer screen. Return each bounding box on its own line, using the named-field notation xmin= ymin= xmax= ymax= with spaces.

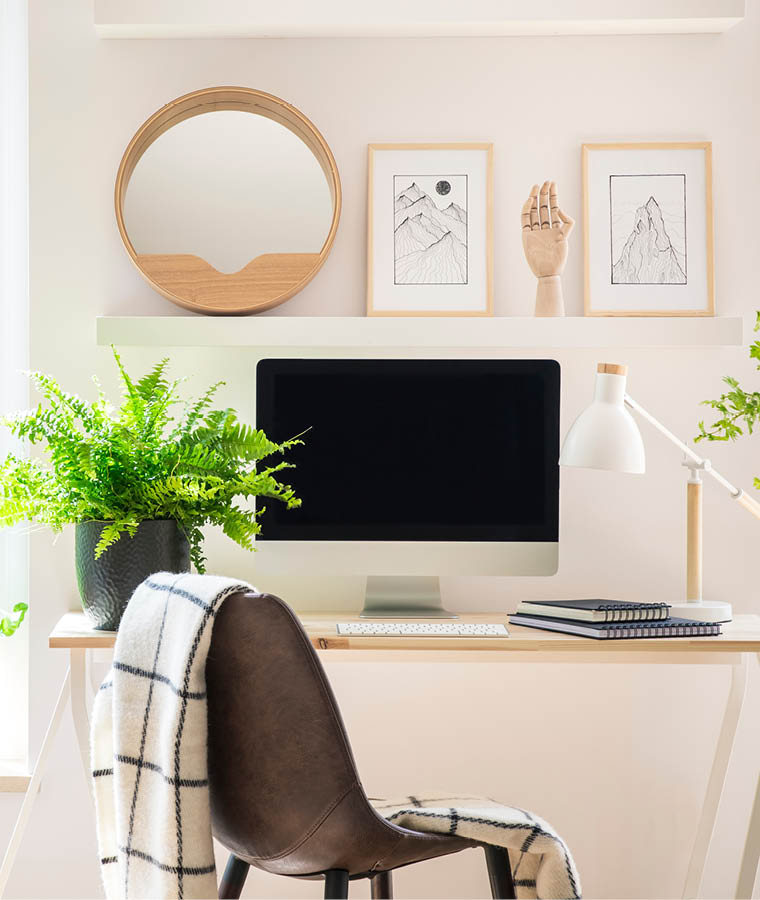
xmin=255 ymin=359 xmax=559 ymax=542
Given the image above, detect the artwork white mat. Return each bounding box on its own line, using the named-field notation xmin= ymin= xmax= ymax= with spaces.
xmin=368 ymin=144 xmax=493 ymax=316
xmin=584 ymin=143 xmax=714 ymax=316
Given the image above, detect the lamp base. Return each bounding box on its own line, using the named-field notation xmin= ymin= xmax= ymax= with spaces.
xmin=668 ymin=600 xmax=732 ymax=624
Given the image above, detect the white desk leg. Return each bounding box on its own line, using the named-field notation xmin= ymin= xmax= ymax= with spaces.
xmin=69 ymin=649 xmax=92 ymax=788
xmin=88 ymin=651 xmax=102 ymax=697
xmin=0 ymin=669 xmax=71 ymax=900
xmin=683 ymin=654 xmax=749 ymax=899
xmin=735 ymin=655 xmax=760 ymax=899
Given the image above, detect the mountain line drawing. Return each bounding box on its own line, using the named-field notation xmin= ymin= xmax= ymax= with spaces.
xmin=612 ymin=195 xmax=686 ymax=285
xmin=393 ymin=181 xmax=468 ymax=284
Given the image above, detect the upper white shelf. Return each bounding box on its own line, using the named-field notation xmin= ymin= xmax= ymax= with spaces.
xmin=96 ymin=316 xmax=744 ymax=349
xmin=94 ymin=0 xmax=744 ymax=38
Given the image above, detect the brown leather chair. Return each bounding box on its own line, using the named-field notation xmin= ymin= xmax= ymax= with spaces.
xmin=206 ymin=591 xmax=516 ymax=900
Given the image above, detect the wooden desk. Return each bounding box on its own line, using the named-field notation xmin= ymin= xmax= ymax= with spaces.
xmin=49 ymin=609 xmax=760 ymax=655
xmin=3 ymin=611 xmax=760 ymax=900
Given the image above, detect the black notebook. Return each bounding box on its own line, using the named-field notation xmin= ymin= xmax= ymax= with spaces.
xmin=508 ymin=613 xmax=721 ymax=640
xmin=514 ymin=598 xmax=671 ymax=623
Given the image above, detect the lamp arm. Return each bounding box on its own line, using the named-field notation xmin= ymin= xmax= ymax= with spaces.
xmin=624 ymin=394 xmax=704 ymax=466
xmin=624 ymin=393 xmax=760 ymax=521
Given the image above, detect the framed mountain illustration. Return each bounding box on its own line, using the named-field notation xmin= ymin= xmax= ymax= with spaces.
xmin=367 ymin=143 xmax=493 ymax=316
xmin=582 ymin=142 xmax=714 ymax=316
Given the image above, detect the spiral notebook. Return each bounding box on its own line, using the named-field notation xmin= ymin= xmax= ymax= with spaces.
xmin=508 ymin=614 xmax=721 ymax=640
xmin=515 ymin=598 xmax=671 ymax=623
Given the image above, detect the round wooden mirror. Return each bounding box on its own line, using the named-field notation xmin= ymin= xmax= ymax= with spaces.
xmin=115 ymin=86 xmax=341 ymax=315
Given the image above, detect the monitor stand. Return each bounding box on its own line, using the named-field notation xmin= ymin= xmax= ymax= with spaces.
xmin=360 ymin=576 xmax=458 ymax=618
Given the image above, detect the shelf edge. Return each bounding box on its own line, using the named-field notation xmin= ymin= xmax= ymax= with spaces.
xmin=96 ymin=316 xmax=745 ymax=349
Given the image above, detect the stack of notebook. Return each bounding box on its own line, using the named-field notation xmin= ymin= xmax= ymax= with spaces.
xmin=509 ymin=599 xmax=723 ymax=640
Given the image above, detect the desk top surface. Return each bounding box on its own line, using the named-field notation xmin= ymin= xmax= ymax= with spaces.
xmin=50 ymin=610 xmax=760 ymax=654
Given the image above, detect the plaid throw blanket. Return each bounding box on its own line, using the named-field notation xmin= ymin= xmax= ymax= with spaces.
xmin=91 ymin=573 xmax=253 ymax=900
xmin=372 ymin=797 xmax=581 ymax=900
xmin=91 ymin=573 xmax=581 ymax=900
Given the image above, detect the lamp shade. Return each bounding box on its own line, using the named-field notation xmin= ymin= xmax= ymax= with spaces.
xmin=559 ymin=368 xmax=646 ymax=474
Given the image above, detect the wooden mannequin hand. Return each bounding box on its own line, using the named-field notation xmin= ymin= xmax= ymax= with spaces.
xmin=521 ymin=181 xmax=574 ymax=278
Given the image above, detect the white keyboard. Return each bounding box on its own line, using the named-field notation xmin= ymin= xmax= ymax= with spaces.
xmin=336 ymin=622 xmax=509 ymax=637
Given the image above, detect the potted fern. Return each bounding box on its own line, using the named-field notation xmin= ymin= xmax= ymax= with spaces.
xmin=0 ymin=348 xmax=302 ymax=631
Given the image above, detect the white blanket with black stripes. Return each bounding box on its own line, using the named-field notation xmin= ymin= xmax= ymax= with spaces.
xmin=372 ymin=797 xmax=581 ymax=900
xmin=91 ymin=573 xmax=253 ymax=900
xmin=91 ymin=573 xmax=581 ymax=900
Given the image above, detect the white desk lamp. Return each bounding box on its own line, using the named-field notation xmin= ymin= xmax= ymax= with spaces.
xmin=560 ymin=363 xmax=760 ymax=623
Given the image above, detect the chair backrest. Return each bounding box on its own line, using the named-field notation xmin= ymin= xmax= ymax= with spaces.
xmin=205 ymin=591 xmax=367 ymax=867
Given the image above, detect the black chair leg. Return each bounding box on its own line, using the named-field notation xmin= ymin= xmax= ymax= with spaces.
xmin=484 ymin=845 xmax=516 ymax=900
xmin=370 ymin=869 xmax=393 ymax=899
xmin=219 ymin=854 xmax=250 ymax=899
xmin=324 ymin=868 xmax=350 ymax=899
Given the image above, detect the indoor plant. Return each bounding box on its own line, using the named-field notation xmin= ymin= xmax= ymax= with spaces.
xmin=0 ymin=348 xmax=302 ymax=631
xmin=697 ymin=312 xmax=760 ymax=446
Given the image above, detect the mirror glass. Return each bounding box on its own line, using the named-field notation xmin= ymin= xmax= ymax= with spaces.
xmin=123 ymin=110 xmax=334 ymax=274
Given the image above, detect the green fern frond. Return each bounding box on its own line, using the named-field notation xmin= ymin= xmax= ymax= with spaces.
xmin=27 ymin=371 xmax=94 ymax=427
xmin=217 ymin=421 xmax=298 ymax=461
xmin=186 ymin=525 xmax=207 ymax=573
xmin=94 ymin=520 xmax=126 ymax=558
xmin=141 ymin=377 xmax=182 ymax=437
xmin=111 ymin=345 xmax=147 ymax=431
xmin=135 ymin=357 xmax=171 ymax=400
xmin=220 ymin=505 xmax=260 ymax=552
xmin=172 ymin=381 xmax=224 ymax=438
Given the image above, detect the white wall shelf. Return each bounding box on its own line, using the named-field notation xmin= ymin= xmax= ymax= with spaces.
xmin=96 ymin=316 xmax=744 ymax=349
xmin=94 ymin=0 xmax=744 ymax=38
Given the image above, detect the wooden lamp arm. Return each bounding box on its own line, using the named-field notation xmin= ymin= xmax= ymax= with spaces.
xmin=735 ymin=490 xmax=760 ymax=520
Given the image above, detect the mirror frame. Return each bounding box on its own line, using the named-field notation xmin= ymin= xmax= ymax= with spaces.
xmin=115 ymin=86 xmax=341 ymax=315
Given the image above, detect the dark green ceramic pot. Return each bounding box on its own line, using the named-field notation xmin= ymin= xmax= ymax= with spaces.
xmin=75 ymin=519 xmax=190 ymax=631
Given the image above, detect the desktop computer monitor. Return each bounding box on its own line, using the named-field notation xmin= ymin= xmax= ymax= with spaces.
xmin=255 ymin=358 xmax=560 ymax=617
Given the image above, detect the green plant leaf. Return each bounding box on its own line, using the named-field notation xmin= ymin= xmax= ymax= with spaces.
xmin=0 ymin=602 xmax=28 ymax=637
xmin=696 ymin=327 xmax=760 ymax=444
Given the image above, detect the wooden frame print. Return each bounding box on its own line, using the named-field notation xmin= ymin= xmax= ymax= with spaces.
xmin=367 ymin=143 xmax=493 ymax=317
xmin=583 ymin=142 xmax=714 ymax=317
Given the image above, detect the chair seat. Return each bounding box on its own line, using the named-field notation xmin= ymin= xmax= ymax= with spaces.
xmin=355 ymin=824 xmax=476 ymax=876
xmin=225 ymin=781 xmax=476 ymax=878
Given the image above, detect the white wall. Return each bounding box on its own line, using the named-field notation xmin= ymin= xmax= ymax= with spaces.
xmin=2 ymin=1 xmax=760 ymax=897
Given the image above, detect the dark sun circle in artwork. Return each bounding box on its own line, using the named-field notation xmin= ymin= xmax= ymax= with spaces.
xmin=435 ymin=180 xmax=451 ymax=196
